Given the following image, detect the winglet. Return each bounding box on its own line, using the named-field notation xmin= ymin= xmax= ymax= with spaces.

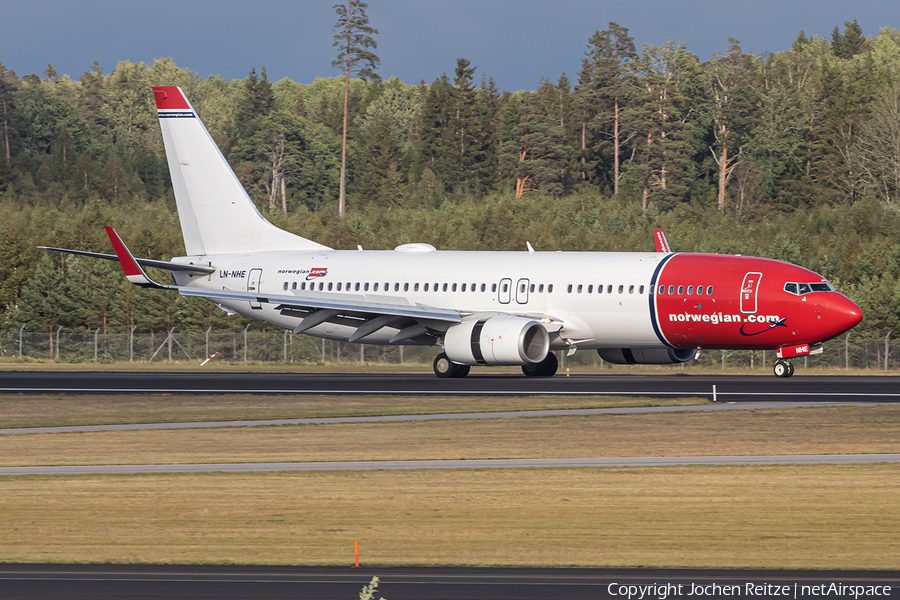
xmin=654 ymin=229 xmax=671 ymax=253
xmin=104 ymin=226 xmax=171 ymax=289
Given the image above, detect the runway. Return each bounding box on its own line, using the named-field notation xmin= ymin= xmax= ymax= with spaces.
xmin=2 ymin=564 xmax=897 ymax=599
xmin=2 ymin=371 xmax=900 ymax=402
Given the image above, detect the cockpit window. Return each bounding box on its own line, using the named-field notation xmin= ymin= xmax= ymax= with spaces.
xmin=784 ymin=281 xmax=835 ymax=296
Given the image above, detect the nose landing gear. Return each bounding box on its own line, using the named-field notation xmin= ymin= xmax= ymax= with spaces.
xmin=773 ymin=359 xmax=795 ymax=378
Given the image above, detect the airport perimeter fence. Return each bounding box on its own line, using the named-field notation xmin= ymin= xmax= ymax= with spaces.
xmin=0 ymin=329 xmax=897 ymax=371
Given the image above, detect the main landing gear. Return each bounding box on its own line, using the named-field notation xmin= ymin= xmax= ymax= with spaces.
xmin=773 ymin=359 xmax=795 ymax=378
xmin=433 ymin=353 xmax=470 ymax=378
xmin=522 ymin=352 xmax=559 ymax=377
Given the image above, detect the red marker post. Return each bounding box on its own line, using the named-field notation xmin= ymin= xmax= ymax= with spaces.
xmin=354 ymin=541 xmax=359 ymax=567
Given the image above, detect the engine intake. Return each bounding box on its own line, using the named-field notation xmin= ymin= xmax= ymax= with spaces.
xmin=445 ymin=317 xmax=550 ymax=366
xmin=598 ymin=348 xmax=697 ymax=364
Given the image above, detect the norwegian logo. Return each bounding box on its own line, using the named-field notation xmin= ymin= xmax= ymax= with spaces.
xmin=306 ymin=267 xmax=328 ymax=280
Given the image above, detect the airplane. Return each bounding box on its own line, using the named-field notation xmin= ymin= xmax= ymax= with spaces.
xmin=42 ymin=86 xmax=863 ymax=378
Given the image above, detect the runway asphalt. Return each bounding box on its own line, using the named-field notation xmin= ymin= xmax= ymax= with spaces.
xmin=2 ymin=371 xmax=900 ymax=402
xmin=2 ymin=564 xmax=897 ymax=599
xmin=3 ymin=454 xmax=899 ymax=476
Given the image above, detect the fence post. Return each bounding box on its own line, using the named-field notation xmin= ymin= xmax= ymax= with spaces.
xmin=243 ymin=324 xmax=250 ymax=363
xmin=284 ymin=329 xmax=288 ymax=363
xmin=360 ymin=344 xmax=364 ymax=364
xmin=846 ymin=331 xmax=851 ymax=370
xmin=130 ymin=326 xmax=136 ymax=362
xmin=886 ymin=332 xmax=891 ymax=371
xmin=323 ymin=339 xmax=326 ymax=364
xmin=94 ymin=327 xmax=100 ymax=361
xmin=56 ymin=326 xmax=62 ymax=360
xmin=400 ymin=345 xmax=404 ymax=364
xmin=19 ymin=324 xmax=24 ymax=358
xmin=721 ymin=349 xmax=725 ymax=370
xmin=206 ymin=327 xmax=211 ymax=361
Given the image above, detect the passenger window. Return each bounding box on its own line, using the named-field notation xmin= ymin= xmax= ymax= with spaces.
xmin=618 ymin=285 xmax=624 ymax=294
xmin=373 ymin=283 xmax=379 ymax=291
xmin=301 ymin=282 xmax=307 ymax=291
xmin=452 ymin=283 xmax=457 ymax=292
xmin=363 ymin=283 xmax=369 ymax=291
xmin=530 ymin=284 xmax=535 ymax=293
xmin=414 ymin=283 xmax=419 ymax=292
xmin=539 ymin=284 xmax=544 ymax=293
xmin=567 ymin=284 xmax=573 ymax=293
xmin=424 ymin=283 xmax=429 ymax=292
xmin=462 ymin=283 xmax=467 ymax=292
xmin=707 ymin=286 xmax=713 ymax=295
xmin=577 ymin=285 xmax=583 ymax=293
xmin=394 ymin=283 xmax=399 ymax=292
xmin=687 ymin=285 xmax=693 ymax=295
xmin=607 ymin=285 xmax=613 ymax=294
xmin=677 ymin=285 xmax=684 ymax=295
xmin=481 ymin=284 xmax=486 ymax=292
xmin=639 ymin=285 xmax=645 ymax=294
xmin=292 ymin=282 xmax=297 ymax=290
xmin=668 ymin=285 xmax=674 ymax=295
xmin=355 ymin=282 xmax=360 ymax=291
xmin=598 ymin=285 xmax=603 ymax=294
xmin=697 ymin=285 xmax=703 ymax=296
xmin=629 ymin=285 xmax=634 ymax=294
xmin=283 ymin=282 xmax=288 ymax=290
xmin=443 ymin=283 xmax=448 ymax=292
xmin=548 ymin=284 xmax=554 ymax=293
xmin=492 ymin=283 xmax=497 ymax=292
xmin=658 ymin=285 xmax=664 ymax=295
xmin=328 ymin=282 xmax=333 ymax=291
xmin=587 ymin=285 xmax=593 ymax=293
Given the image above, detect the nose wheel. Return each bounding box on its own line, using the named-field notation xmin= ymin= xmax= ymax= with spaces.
xmin=773 ymin=360 xmax=794 ymax=378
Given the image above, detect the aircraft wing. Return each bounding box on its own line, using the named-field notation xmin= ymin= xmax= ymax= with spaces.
xmin=38 ymin=246 xmax=215 ymax=275
xmin=103 ymin=226 xmax=462 ymax=330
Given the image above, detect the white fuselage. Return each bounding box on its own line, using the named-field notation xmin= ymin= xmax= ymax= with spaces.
xmin=173 ymin=249 xmax=667 ymax=349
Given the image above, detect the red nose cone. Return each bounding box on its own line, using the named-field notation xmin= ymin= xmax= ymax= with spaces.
xmin=829 ymin=294 xmax=863 ymax=336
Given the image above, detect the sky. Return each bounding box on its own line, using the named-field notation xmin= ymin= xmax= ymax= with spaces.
xmin=2 ymin=0 xmax=898 ymax=92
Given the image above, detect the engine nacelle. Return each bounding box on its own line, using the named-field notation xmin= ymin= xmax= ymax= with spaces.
xmin=598 ymin=348 xmax=697 ymax=365
xmin=444 ymin=317 xmax=550 ymax=366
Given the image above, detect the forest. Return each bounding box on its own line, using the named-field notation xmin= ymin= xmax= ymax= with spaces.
xmin=1 ymin=19 xmax=900 ymax=347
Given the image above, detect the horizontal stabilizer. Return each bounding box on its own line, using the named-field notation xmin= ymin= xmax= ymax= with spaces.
xmin=38 ymin=246 xmax=215 ymax=275
xmin=104 ymin=226 xmax=174 ymax=289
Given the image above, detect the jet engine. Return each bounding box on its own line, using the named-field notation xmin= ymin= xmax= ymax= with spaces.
xmin=598 ymin=348 xmax=697 ymax=364
xmin=444 ymin=317 xmax=550 ymax=366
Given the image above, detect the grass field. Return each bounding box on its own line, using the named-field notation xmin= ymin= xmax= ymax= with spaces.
xmin=0 ymin=394 xmax=704 ymax=429
xmin=1 ymin=405 xmax=898 ymax=466
xmin=2 ymin=392 xmax=898 ymax=568
xmin=2 ymin=465 xmax=898 ymax=568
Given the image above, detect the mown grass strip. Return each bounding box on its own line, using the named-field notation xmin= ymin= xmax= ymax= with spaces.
xmin=0 ymin=394 xmax=704 ymax=429
xmin=1 ymin=465 xmax=897 ymax=569
xmin=2 ymin=405 xmax=898 ymax=467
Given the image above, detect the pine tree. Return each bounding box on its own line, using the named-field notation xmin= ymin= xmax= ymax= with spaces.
xmin=332 ymin=0 xmax=380 ymax=217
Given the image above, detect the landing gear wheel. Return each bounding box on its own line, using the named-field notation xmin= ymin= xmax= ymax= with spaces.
xmin=433 ymin=353 xmax=469 ymax=378
xmin=773 ymin=360 xmax=793 ymax=378
xmin=522 ymin=352 xmax=559 ymax=377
